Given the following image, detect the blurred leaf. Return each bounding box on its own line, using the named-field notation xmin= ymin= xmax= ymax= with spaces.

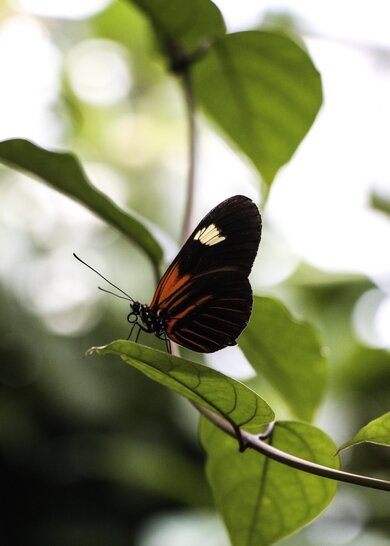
xmin=193 ymin=31 xmax=322 ymax=186
xmin=338 ymin=412 xmax=390 ymax=452
xmin=82 ymin=437 xmax=212 ymax=507
xmin=88 ymin=340 xmax=274 ymax=432
xmin=370 ymin=191 xmax=390 ymax=217
xmin=0 ymin=138 xmax=162 ymax=264
xmin=239 ymin=296 xmax=327 ymax=421
xmin=201 ymin=419 xmax=339 ymax=546
xmin=93 ymin=1 xmax=153 ymax=52
xmin=130 ymin=0 xmax=226 ymax=58
xmin=337 ymin=345 xmax=390 ymax=391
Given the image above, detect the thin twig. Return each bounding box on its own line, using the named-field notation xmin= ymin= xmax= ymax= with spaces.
xmin=180 ymin=67 xmax=197 ymax=244
xmin=196 ymin=405 xmax=390 ymax=492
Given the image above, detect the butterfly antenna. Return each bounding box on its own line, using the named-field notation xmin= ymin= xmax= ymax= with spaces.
xmin=73 ymin=253 xmax=134 ymax=303
xmin=98 ymin=286 xmax=132 ymax=301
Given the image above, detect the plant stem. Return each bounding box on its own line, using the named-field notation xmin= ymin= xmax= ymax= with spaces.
xmin=181 ymin=67 xmax=197 ymax=244
xmin=196 ymin=405 xmax=390 ymax=493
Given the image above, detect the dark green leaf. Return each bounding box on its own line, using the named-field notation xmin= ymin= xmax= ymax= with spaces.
xmin=338 ymin=412 xmax=390 ymax=452
xmin=193 ymin=31 xmax=322 ymax=186
xmin=201 ymin=419 xmax=339 ymax=546
xmin=88 ymin=340 xmax=274 ymax=432
xmin=239 ymin=296 xmax=327 ymax=421
xmin=0 ymin=138 xmax=162 ymax=264
xmin=130 ymin=0 xmax=226 ymax=57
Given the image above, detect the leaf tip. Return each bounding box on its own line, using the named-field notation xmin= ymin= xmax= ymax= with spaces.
xmin=84 ymin=346 xmax=99 ymax=359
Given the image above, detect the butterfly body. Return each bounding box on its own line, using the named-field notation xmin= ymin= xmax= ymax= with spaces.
xmin=127 ymin=302 xmax=166 ymax=339
xmin=128 ymin=195 xmax=261 ymax=353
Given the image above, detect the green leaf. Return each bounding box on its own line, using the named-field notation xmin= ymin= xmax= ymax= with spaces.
xmin=201 ymin=419 xmax=339 ymax=546
xmin=338 ymin=412 xmax=390 ymax=452
xmin=130 ymin=0 xmax=226 ymax=57
xmin=371 ymin=191 xmax=390 ymax=218
xmin=0 ymin=138 xmax=162 ymax=264
xmin=193 ymin=30 xmax=322 ymax=186
xmin=239 ymin=296 xmax=327 ymax=421
xmin=88 ymin=340 xmax=274 ymax=432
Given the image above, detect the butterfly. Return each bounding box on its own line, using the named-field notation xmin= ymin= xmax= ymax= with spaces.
xmin=74 ymin=195 xmax=261 ymax=353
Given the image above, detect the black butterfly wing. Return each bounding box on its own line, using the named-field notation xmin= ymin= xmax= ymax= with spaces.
xmin=149 ymin=195 xmax=261 ymax=352
xmin=165 ymin=270 xmax=253 ymax=352
xmin=149 ymin=195 xmax=261 ymax=307
xmin=179 ymin=194 xmax=261 ymax=277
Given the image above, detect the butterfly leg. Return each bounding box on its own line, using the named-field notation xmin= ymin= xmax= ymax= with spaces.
xmin=128 ymin=320 xmax=153 ymax=343
xmin=127 ymin=321 xmax=138 ymax=341
xmin=155 ymin=331 xmax=172 ymax=354
xmin=128 ymin=322 xmax=147 ymax=343
xmin=135 ymin=324 xmax=142 ymax=344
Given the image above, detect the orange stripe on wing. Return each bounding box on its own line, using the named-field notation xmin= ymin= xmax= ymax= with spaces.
xmin=149 ymin=262 xmax=190 ymax=309
xmin=192 ymin=320 xmax=227 ymax=337
xmin=166 ymin=295 xmax=212 ymax=327
xmin=168 ymin=330 xmax=208 ymax=352
xmin=180 ymin=327 xmax=220 ymax=347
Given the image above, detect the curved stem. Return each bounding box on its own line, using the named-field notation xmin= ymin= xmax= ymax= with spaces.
xmin=196 ymin=405 xmax=390 ymax=493
xmin=181 ymin=67 xmax=197 ymax=244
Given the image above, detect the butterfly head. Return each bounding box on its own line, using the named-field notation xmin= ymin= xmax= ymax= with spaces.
xmin=127 ymin=301 xmax=141 ymax=324
xmin=127 ymin=302 xmax=166 ymax=339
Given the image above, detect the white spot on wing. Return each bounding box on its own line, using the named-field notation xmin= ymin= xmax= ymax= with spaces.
xmin=194 ymin=223 xmax=226 ymax=246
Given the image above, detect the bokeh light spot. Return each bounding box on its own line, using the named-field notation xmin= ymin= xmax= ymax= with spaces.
xmin=66 ymin=39 xmax=132 ymax=106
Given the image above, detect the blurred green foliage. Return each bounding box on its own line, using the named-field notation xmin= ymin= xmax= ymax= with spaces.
xmin=240 ymin=296 xmax=327 ymax=421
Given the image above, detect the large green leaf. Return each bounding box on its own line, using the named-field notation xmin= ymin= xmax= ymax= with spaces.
xmin=239 ymin=296 xmax=327 ymax=421
xmin=201 ymin=419 xmax=339 ymax=546
xmin=0 ymin=138 xmax=162 ymax=264
xmin=338 ymin=412 xmax=390 ymax=452
xmin=193 ymin=31 xmax=322 ymax=186
xmin=88 ymin=340 xmax=274 ymax=432
xmin=130 ymin=0 xmax=226 ymax=58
